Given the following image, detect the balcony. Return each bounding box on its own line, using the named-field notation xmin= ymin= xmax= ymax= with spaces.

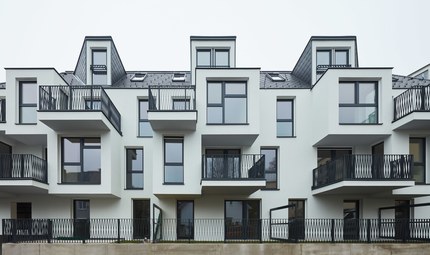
xmin=147 ymin=86 xmax=197 ymax=131
xmin=312 ymin=154 xmax=414 ymax=195
xmin=0 ymin=154 xmax=48 ymax=194
xmin=38 ymin=85 xmax=121 ymax=134
xmin=201 ymin=154 xmax=265 ymax=195
xmin=393 ymin=85 xmax=430 ymax=130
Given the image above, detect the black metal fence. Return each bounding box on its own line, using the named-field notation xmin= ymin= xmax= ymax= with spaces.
xmin=0 ymin=154 xmax=47 ymax=183
xmin=0 ymin=98 xmax=5 ymax=123
xmin=312 ymin=154 xmax=412 ymax=190
xmin=202 ymin=154 xmax=265 ymax=180
xmin=148 ymin=85 xmax=196 ymax=111
xmin=393 ymin=85 xmax=430 ymax=121
xmin=39 ymin=85 xmax=121 ymax=134
xmin=2 ymin=218 xmax=430 ymax=243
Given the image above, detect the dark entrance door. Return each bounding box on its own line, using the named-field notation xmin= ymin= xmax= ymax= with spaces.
xmin=0 ymin=141 xmax=12 ymax=178
xmin=177 ymin=200 xmax=194 ymax=239
xmin=288 ymin=199 xmax=305 ymax=240
xmin=133 ymin=199 xmax=150 ymax=239
xmin=343 ymin=200 xmax=359 ymax=240
xmin=372 ymin=142 xmax=384 ymax=178
xmin=73 ymin=200 xmax=90 ymax=240
xmin=395 ymin=200 xmax=410 ymax=240
xmin=225 ymin=200 xmax=260 ymax=240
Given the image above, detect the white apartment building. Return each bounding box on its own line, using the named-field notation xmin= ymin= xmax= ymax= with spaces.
xmin=0 ymin=35 xmax=429 ymax=241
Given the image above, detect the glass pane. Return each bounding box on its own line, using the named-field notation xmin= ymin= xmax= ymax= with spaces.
xmin=358 ymin=83 xmax=376 ymax=104
xmin=225 ymin=98 xmax=246 ymax=123
xmin=335 ymin=51 xmax=348 ymax=65
xmin=245 ymin=200 xmax=260 ymax=219
xmin=207 ymin=107 xmax=222 ymax=123
xmin=207 ymin=83 xmax=222 ymax=104
xmin=74 ymin=200 xmax=90 ymax=219
xmin=316 ymin=51 xmax=330 ymax=66
xmin=277 ymin=101 xmax=292 ymax=120
xmin=165 ymin=165 xmax=183 ymax=183
xmin=84 ymin=138 xmax=100 ymax=146
xmin=173 ymin=100 xmax=190 ymax=110
xmin=177 ymin=201 xmax=193 ymax=239
xmin=165 ymin=141 xmax=183 ymax=163
xmin=215 ymin=50 xmax=229 ymax=67
xmin=139 ymin=101 xmax=148 ymax=119
xmin=339 ymin=83 xmax=355 ymax=104
xmin=127 ymin=173 xmax=143 ymax=189
xmin=409 ymin=139 xmax=424 ymax=163
xmin=413 ymin=165 xmax=425 ymax=183
xmin=93 ymin=74 xmax=107 ymax=85
xmin=93 ymin=50 xmax=107 ymax=65
xmin=277 ymin=122 xmax=293 ymax=137
xmin=21 ymin=83 xmax=37 ymax=104
xmin=20 ymin=106 xmax=37 ymax=123
xmin=139 ymin=122 xmax=153 ymax=137
xmin=63 ymin=138 xmax=81 ymax=163
xmin=225 ymin=83 xmax=246 ymax=95
xmin=83 ymin=148 xmax=101 ymax=173
xmin=63 ymin=165 xmax=81 ymax=183
xmin=339 ymin=107 xmax=377 ymax=124
xmin=197 ymin=50 xmax=210 ymax=66
xmin=127 ymin=149 xmax=143 ymax=171
xmin=225 ymin=201 xmax=243 ymax=223
xmin=261 ymin=149 xmax=277 ymax=172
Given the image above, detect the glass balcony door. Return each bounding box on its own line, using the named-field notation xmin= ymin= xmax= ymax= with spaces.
xmin=205 ymin=149 xmax=240 ymax=179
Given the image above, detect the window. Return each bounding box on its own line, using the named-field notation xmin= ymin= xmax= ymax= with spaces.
xmin=339 ymin=81 xmax=378 ymax=124
xmin=138 ymin=100 xmax=152 ymax=137
xmin=0 ymin=98 xmax=5 ymax=123
xmin=126 ymin=148 xmax=144 ymax=189
xmin=276 ymin=100 xmax=293 ymax=137
xmin=409 ymin=138 xmax=425 ymax=183
xmin=414 ymin=70 xmax=429 ymax=80
xmin=172 ymin=73 xmax=186 ymax=82
xmin=197 ymin=48 xmax=230 ymax=67
xmin=207 ymin=81 xmax=247 ymax=124
xmin=225 ymin=200 xmax=260 ymax=240
xmin=261 ymin=148 xmax=278 ymax=189
xmin=130 ymin=73 xmax=147 ymax=82
xmin=316 ymin=49 xmax=350 ymax=79
xmin=173 ymin=99 xmax=190 ymax=110
xmin=133 ymin=200 xmax=150 ymax=239
xmin=19 ymin=81 xmax=37 ymax=124
xmin=62 ymin=138 xmax=101 ymax=184
xmin=91 ymin=49 xmax=107 ymax=85
xmin=164 ymin=137 xmax=184 ymax=184
xmin=267 ymin=72 xmax=285 ymax=82
xmin=177 ymin=200 xmax=194 ymax=239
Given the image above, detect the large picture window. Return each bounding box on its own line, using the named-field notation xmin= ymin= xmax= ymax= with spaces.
xmin=91 ymin=49 xmax=107 ymax=85
xmin=62 ymin=138 xmax=101 ymax=184
xmin=19 ymin=81 xmax=37 ymax=124
xmin=339 ymin=81 xmax=378 ymax=124
xmin=164 ymin=137 xmax=184 ymax=184
xmin=207 ymin=81 xmax=247 ymax=124
xmin=126 ymin=148 xmax=144 ymax=189
xmin=197 ymin=49 xmax=229 ymax=68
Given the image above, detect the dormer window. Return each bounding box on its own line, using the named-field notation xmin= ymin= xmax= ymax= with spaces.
xmin=130 ymin=73 xmax=147 ymax=82
xmin=172 ymin=73 xmax=186 ymax=82
xmin=267 ymin=73 xmax=286 ymax=82
xmin=197 ymin=48 xmax=230 ymax=68
xmin=91 ymin=49 xmax=107 ymax=85
xmin=316 ymin=49 xmax=350 ymax=79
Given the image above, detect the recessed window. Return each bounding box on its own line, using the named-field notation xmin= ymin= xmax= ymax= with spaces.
xmin=130 ymin=73 xmax=147 ymax=82
xmin=277 ymin=99 xmax=294 ymax=137
xmin=267 ymin=73 xmax=285 ymax=82
xmin=197 ymin=49 xmax=211 ymax=67
xmin=138 ymin=100 xmax=152 ymax=137
xmin=19 ymin=81 xmax=37 ymax=124
xmin=215 ymin=49 xmax=229 ymax=67
xmin=0 ymin=98 xmax=5 ymax=123
xmin=164 ymin=137 xmax=184 ymax=184
xmin=91 ymin=49 xmax=107 ymax=85
xmin=172 ymin=73 xmax=186 ymax=82
xmin=197 ymin=48 xmax=230 ymax=68
xmin=261 ymin=148 xmax=278 ymax=189
xmin=316 ymin=49 xmax=350 ymax=80
xmin=126 ymin=148 xmax=144 ymax=189
xmin=339 ymin=81 xmax=378 ymax=124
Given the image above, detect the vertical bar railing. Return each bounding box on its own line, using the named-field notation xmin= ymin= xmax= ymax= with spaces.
xmin=393 ymin=85 xmax=430 ymax=121
xmin=148 ymin=86 xmax=196 ymax=111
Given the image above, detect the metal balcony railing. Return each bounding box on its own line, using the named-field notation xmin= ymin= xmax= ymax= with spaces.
xmin=202 ymin=154 xmax=265 ymax=180
xmin=0 ymin=154 xmax=47 ymax=183
xmin=312 ymin=154 xmax=413 ymax=190
xmin=148 ymin=85 xmax=196 ymax=111
xmin=316 ymin=64 xmax=352 ymax=74
xmin=0 ymin=98 xmax=5 ymax=123
xmin=393 ymin=85 xmax=430 ymax=121
xmin=39 ymin=85 xmax=121 ymax=134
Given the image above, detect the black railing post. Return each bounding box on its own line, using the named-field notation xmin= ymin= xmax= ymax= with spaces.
xmin=158 ymin=87 xmax=161 ymax=110
xmin=117 ymin=219 xmax=121 ymax=243
xmin=366 ymin=219 xmax=371 ymax=243
xmin=393 ymin=97 xmax=397 ymax=120
xmin=259 ymin=219 xmax=262 ymax=243
xmin=20 ymin=155 xmax=24 ymax=179
xmin=69 ymin=87 xmax=73 ymax=110
xmin=12 ymin=219 xmax=17 ymax=243
xmin=184 ymin=87 xmax=187 ymax=110
xmin=188 ymin=219 xmax=191 ymax=243
xmin=48 ymin=219 xmax=52 ymax=243
xmin=421 ymin=86 xmax=426 ymax=111
xmin=331 ymin=219 xmax=335 ymax=243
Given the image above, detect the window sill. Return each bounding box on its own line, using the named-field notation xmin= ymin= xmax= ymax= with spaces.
xmin=277 ymin=136 xmax=296 ymax=138
xmin=125 ymin=188 xmax=144 ymax=190
xmin=137 ymin=136 xmax=153 ymax=138
xmin=339 ymin=123 xmax=382 ymax=125
xmin=206 ymin=123 xmax=249 ymax=126
xmin=261 ymin=188 xmax=280 ymax=191
xmin=15 ymin=123 xmax=37 ymax=125
xmin=58 ymin=182 xmax=101 ymax=185
xmin=163 ymin=182 xmax=184 ymax=185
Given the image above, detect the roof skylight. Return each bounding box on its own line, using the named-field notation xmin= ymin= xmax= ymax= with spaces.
xmin=172 ymin=73 xmax=186 ymax=82
xmin=130 ymin=73 xmax=147 ymax=82
xmin=267 ymin=72 xmax=286 ymax=82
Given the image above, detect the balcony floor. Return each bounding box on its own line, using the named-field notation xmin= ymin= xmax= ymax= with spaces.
xmin=201 ymin=180 xmax=266 ymax=195
xmin=0 ymin=180 xmax=48 ymax=197
xmin=312 ymin=180 xmax=415 ymax=196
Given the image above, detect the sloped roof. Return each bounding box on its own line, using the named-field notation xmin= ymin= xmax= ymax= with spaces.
xmin=260 ymin=71 xmax=310 ymax=89
xmin=392 ymin=74 xmax=430 ymax=89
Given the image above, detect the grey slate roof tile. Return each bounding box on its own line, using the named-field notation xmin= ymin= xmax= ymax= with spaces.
xmin=392 ymin=74 xmax=430 ymax=89
xmin=260 ymin=71 xmax=310 ymax=89
xmin=112 ymin=71 xmax=192 ymax=87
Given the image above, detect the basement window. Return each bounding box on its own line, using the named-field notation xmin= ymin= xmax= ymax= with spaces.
xmin=130 ymin=73 xmax=147 ymax=82
xmin=267 ymin=73 xmax=285 ymax=82
xmin=172 ymin=73 xmax=186 ymax=82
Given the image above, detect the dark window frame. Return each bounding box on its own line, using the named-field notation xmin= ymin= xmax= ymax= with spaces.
xmin=18 ymin=81 xmax=37 ymax=124
xmin=0 ymin=98 xmax=5 ymax=123
xmin=196 ymin=49 xmax=212 ymax=67
xmin=196 ymin=48 xmax=230 ymax=68
xmin=138 ymin=99 xmax=153 ymax=137
xmin=224 ymin=200 xmax=261 ymax=240
xmin=206 ymin=81 xmax=248 ymax=125
xmin=335 ymin=50 xmax=349 ymax=66
xmin=410 ymin=137 xmax=426 ymax=184
xmin=126 ymin=148 xmax=144 ymax=190
xmin=91 ymin=49 xmax=108 ymax=85
xmin=339 ymin=81 xmax=378 ymax=125
xmin=260 ymin=148 xmax=278 ymax=190
xmin=61 ymin=137 xmax=101 ymax=184
xmin=176 ymin=200 xmax=194 ymax=240
xmin=214 ymin=49 xmax=230 ymax=68
xmin=164 ymin=137 xmax=184 ymax=184
xmin=172 ymin=98 xmax=191 ymax=110
xmin=316 ymin=49 xmax=350 ymax=80
xmin=276 ymin=99 xmax=294 ymax=137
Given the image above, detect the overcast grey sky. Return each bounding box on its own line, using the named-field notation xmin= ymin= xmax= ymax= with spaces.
xmin=0 ymin=0 xmax=429 ymax=82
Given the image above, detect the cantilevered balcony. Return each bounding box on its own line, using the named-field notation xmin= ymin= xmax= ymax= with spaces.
xmin=0 ymin=154 xmax=48 ymax=194
xmin=393 ymin=85 xmax=430 ymax=130
xmin=201 ymin=154 xmax=265 ymax=195
xmin=312 ymin=154 xmax=414 ymax=195
xmin=147 ymin=86 xmax=197 ymax=131
xmin=38 ymin=85 xmax=121 ymax=134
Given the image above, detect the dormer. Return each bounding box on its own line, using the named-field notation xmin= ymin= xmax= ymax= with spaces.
xmin=74 ymin=36 xmax=126 ymax=86
xmin=190 ymin=36 xmax=236 ymax=84
xmin=292 ymin=36 xmax=359 ymax=85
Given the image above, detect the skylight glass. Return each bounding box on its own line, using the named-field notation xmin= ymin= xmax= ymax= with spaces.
xmin=172 ymin=73 xmax=186 ymax=82
xmin=130 ymin=73 xmax=147 ymax=82
xmin=267 ymin=73 xmax=285 ymax=82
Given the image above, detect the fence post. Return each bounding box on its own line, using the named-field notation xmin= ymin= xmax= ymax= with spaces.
xmin=331 ymin=219 xmax=335 ymax=243
xmin=117 ymin=219 xmax=121 ymax=243
xmin=188 ymin=219 xmax=191 ymax=243
xmin=12 ymin=219 xmax=16 ymax=243
xmin=48 ymin=219 xmax=52 ymax=243
xmin=259 ymin=219 xmax=262 ymax=243
xmin=366 ymin=219 xmax=371 ymax=243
